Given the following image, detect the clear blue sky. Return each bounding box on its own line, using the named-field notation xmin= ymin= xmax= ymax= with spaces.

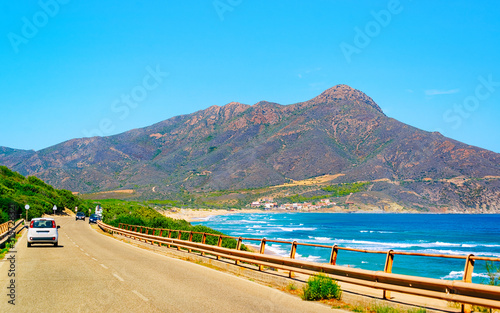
xmin=1 ymin=1 xmax=499 ymax=153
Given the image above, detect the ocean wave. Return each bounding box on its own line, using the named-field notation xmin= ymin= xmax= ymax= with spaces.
xmin=279 ymin=227 xmax=317 ymax=232
xmin=441 ymin=271 xmax=490 ymax=280
xmin=422 ymin=249 xmax=500 ymax=258
xmin=360 ymin=230 xmax=395 ymax=234
xmin=295 ymin=253 xmax=325 ymax=263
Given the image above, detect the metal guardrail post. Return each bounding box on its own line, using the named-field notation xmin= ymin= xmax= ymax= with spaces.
xmin=383 ymin=250 xmax=395 ymax=299
xmin=289 ymin=241 xmax=298 ymax=278
xmin=329 ymin=244 xmax=338 ymax=265
xmin=462 ymin=254 xmax=475 ymax=313
xmin=235 ymin=237 xmax=243 ymax=265
xmin=259 ymin=238 xmax=267 ymax=271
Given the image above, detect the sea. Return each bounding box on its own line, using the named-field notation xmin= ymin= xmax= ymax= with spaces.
xmin=192 ymin=213 xmax=500 ymax=284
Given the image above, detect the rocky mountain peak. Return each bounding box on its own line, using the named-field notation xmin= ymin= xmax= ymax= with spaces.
xmin=309 ymin=84 xmax=383 ymax=114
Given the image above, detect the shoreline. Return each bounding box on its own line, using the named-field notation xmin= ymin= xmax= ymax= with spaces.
xmin=158 ymin=208 xmax=500 ymax=222
xmin=157 ymin=208 xmax=499 ymax=222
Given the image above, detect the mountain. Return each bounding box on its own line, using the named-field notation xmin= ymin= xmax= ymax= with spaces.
xmin=1 ymin=85 xmax=499 ymax=212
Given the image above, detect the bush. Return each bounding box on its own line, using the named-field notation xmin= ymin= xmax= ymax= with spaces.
xmin=301 ymin=274 xmax=342 ymax=301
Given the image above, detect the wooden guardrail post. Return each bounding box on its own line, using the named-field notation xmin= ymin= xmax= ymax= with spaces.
xmin=461 ymin=254 xmax=475 ymax=313
xmin=383 ymin=250 xmax=395 ymax=299
xmin=259 ymin=238 xmax=267 ymax=271
xmin=201 ymin=233 xmax=207 ymax=256
xmin=188 ymin=232 xmax=193 ymax=253
xmin=289 ymin=241 xmax=298 ymax=278
xmin=235 ymin=237 xmax=243 ymax=265
xmin=216 ymin=236 xmax=223 ymax=260
xmin=158 ymin=229 xmax=164 ymax=246
xmin=177 ymin=231 xmax=182 ymax=250
xmin=329 ymin=244 xmax=338 ymax=265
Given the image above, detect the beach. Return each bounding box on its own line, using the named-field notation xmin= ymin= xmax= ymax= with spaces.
xmin=159 ymin=208 xmax=273 ymax=222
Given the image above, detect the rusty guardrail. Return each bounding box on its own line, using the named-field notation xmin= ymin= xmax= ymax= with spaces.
xmin=98 ymin=221 xmax=500 ymax=310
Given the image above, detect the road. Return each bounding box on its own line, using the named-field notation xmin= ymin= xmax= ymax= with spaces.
xmin=0 ymin=216 xmax=343 ymax=312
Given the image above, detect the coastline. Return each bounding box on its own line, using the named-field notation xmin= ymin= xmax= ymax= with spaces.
xmin=158 ymin=208 xmax=496 ymax=222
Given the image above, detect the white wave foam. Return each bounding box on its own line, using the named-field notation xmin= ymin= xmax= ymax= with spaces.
xmin=441 ymin=271 xmax=490 ymax=280
xmin=295 ymin=253 xmax=325 ymax=262
xmin=279 ymin=227 xmax=317 ymax=232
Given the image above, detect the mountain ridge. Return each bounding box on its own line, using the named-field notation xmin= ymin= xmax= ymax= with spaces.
xmin=1 ymin=85 xmax=499 ymax=212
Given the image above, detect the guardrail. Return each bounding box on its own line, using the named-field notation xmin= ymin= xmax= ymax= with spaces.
xmin=0 ymin=220 xmax=25 ymax=247
xmin=98 ymin=221 xmax=500 ymax=310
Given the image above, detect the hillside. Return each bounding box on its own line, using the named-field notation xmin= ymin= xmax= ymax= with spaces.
xmin=1 ymin=85 xmax=499 ymax=212
xmin=0 ymin=165 xmax=89 ymax=223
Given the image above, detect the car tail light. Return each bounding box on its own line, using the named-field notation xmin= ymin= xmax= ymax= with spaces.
xmin=51 ymin=221 xmax=56 ymax=228
xmin=30 ymin=221 xmax=34 ymax=228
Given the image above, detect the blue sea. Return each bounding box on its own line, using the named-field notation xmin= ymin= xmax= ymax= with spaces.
xmin=192 ymin=213 xmax=500 ymax=283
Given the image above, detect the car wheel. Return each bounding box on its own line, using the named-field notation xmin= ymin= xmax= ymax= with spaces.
xmin=27 ymin=242 xmax=31 ymax=247
xmin=54 ymin=242 xmax=58 ymax=247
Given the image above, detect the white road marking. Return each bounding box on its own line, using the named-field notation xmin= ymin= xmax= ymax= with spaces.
xmin=132 ymin=290 xmax=149 ymax=301
xmin=85 ymin=253 xmax=89 ymax=256
xmin=92 ymin=257 xmax=98 ymax=261
xmin=113 ymin=273 xmax=124 ymax=282
xmin=100 ymin=264 xmax=108 ymax=269
xmin=75 ymin=245 xmax=79 ymax=247
xmin=80 ymin=248 xmax=84 ymax=252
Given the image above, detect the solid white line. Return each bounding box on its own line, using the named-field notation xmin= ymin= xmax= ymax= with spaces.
xmin=100 ymin=264 xmax=108 ymax=269
xmin=113 ymin=273 xmax=124 ymax=282
xmin=132 ymin=290 xmax=149 ymax=301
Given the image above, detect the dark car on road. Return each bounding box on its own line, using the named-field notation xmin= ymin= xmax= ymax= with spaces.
xmin=89 ymin=214 xmax=101 ymax=224
xmin=76 ymin=212 xmax=86 ymax=221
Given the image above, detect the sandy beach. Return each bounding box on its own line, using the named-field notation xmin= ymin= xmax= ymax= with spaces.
xmin=159 ymin=208 xmax=272 ymax=222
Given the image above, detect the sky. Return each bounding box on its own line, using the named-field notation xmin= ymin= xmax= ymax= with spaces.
xmin=1 ymin=1 xmax=499 ymax=153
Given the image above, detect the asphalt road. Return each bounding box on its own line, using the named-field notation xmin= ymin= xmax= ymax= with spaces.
xmin=0 ymin=216 xmax=343 ymax=312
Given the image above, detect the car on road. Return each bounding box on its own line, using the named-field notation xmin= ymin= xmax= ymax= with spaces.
xmin=27 ymin=218 xmax=60 ymax=247
xmin=76 ymin=212 xmax=86 ymax=221
xmin=88 ymin=214 xmax=101 ymax=224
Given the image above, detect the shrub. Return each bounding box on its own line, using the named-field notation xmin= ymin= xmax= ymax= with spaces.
xmin=301 ymin=274 xmax=342 ymax=301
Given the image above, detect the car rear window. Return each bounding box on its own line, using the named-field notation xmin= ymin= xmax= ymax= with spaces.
xmin=32 ymin=220 xmax=54 ymax=228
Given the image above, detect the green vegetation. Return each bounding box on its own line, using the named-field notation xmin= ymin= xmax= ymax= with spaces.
xmin=321 ymin=182 xmax=370 ymax=196
xmin=485 ymin=261 xmax=500 ymax=286
xmin=281 ymin=182 xmax=370 ymax=204
xmin=333 ymin=302 xmax=426 ymax=313
xmin=0 ymin=233 xmax=21 ymax=259
xmin=101 ymin=198 xmax=245 ymax=250
xmin=301 ymin=274 xmax=342 ymax=301
xmin=286 ymin=282 xmax=298 ymax=291
xmin=0 ymin=166 xmax=242 ymax=250
xmin=0 ymin=166 xmax=92 ymax=223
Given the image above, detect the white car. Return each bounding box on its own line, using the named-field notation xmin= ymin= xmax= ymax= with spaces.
xmin=27 ymin=218 xmax=60 ymax=247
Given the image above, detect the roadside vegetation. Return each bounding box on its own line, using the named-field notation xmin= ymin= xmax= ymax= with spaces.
xmin=0 ymin=166 xmax=92 ymax=223
xmin=301 ymin=274 xmax=342 ymax=301
xmin=100 ymin=198 xmax=245 ymax=249
xmin=0 ymin=233 xmax=21 ymax=259
xmin=0 ymin=166 xmax=242 ymax=250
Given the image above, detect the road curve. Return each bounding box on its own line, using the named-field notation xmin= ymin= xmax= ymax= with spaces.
xmin=0 ymin=216 xmax=344 ymax=313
